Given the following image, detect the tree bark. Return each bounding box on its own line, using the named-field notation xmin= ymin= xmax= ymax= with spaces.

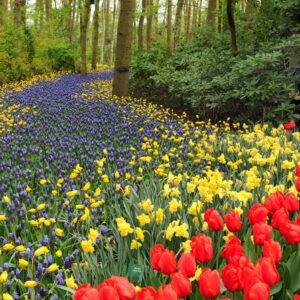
xmin=0 ymin=0 xmax=8 ymax=25
xmin=226 ymin=0 xmax=237 ymax=56
xmin=146 ymin=0 xmax=153 ymax=50
xmin=198 ymin=0 xmax=202 ymax=27
xmin=190 ymin=0 xmax=198 ymax=39
xmin=154 ymin=0 xmax=159 ymax=39
xmin=45 ymin=0 xmax=52 ymax=35
xmin=14 ymin=0 xmax=26 ymax=28
xmin=185 ymin=0 xmax=191 ymax=41
xmin=206 ymin=0 xmax=216 ymax=27
xmin=80 ymin=0 xmax=91 ymax=76
xmin=112 ymin=0 xmax=135 ymax=97
xmin=245 ymin=0 xmax=256 ymax=22
xmin=69 ymin=0 xmax=76 ymax=43
xmin=92 ymin=0 xmax=100 ymax=69
xmin=105 ymin=0 xmax=110 ymax=43
xmin=167 ymin=0 xmax=172 ymax=50
xmin=109 ymin=0 xmax=119 ymax=65
xmin=138 ymin=0 xmax=146 ymax=51
xmin=218 ymin=0 xmax=222 ymax=32
xmin=100 ymin=0 xmax=105 ymax=64
xmin=173 ymin=0 xmax=184 ymax=48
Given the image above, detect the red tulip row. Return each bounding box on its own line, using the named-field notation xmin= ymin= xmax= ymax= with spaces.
xmin=73 ymin=167 xmax=300 ymax=300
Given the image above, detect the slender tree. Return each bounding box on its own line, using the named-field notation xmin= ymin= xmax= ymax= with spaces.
xmin=206 ymin=0 xmax=216 ymax=27
xmin=69 ymin=0 xmax=77 ymax=43
xmin=184 ymin=0 xmax=191 ymax=41
xmin=14 ymin=0 xmax=26 ymax=28
xmin=146 ymin=0 xmax=153 ymax=50
xmin=112 ymin=0 xmax=135 ymax=97
xmin=100 ymin=0 xmax=105 ymax=64
xmin=245 ymin=0 xmax=256 ymax=22
xmin=92 ymin=0 xmax=100 ymax=69
xmin=80 ymin=0 xmax=91 ymax=76
xmin=198 ymin=0 xmax=202 ymax=27
xmin=173 ymin=0 xmax=184 ymax=48
xmin=218 ymin=0 xmax=222 ymax=32
xmin=138 ymin=0 xmax=146 ymax=51
xmin=109 ymin=0 xmax=119 ymax=65
xmin=190 ymin=0 xmax=198 ymax=39
xmin=105 ymin=0 xmax=110 ymax=43
xmin=0 ymin=0 xmax=8 ymax=25
xmin=167 ymin=0 xmax=172 ymax=50
xmin=226 ymin=0 xmax=237 ymax=55
xmin=45 ymin=0 xmax=52 ymax=35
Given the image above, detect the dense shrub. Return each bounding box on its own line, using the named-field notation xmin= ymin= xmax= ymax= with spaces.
xmin=47 ymin=46 xmax=76 ymax=71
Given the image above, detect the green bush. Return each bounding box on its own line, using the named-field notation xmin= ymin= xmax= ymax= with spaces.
xmin=47 ymin=46 xmax=75 ymax=71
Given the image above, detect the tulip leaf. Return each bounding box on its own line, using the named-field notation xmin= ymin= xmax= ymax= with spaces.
xmin=286 ymin=250 xmax=300 ymax=292
xmin=270 ymin=281 xmax=282 ymax=296
xmin=56 ymin=285 xmax=76 ymax=295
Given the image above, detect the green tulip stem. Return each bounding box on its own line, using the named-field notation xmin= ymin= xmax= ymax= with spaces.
xmin=216 ymin=231 xmax=220 ymax=270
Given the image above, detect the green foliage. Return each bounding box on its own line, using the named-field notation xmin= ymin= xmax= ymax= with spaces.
xmin=130 ymin=25 xmax=300 ymax=124
xmin=48 ymin=46 xmax=76 ymax=71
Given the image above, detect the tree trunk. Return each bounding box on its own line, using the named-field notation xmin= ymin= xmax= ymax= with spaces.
xmin=14 ymin=0 xmax=26 ymax=28
xmin=190 ymin=0 xmax=198 ymax=39
xmin=112 ymin=0 xmax=135 ymax=97
xmin=109 ymin=0 xmax=119 ymax=65
xmin=198 ymin=0 xmax=202 ymax=27
xmin=245 ymin=0 xmax=256 ymax=22
xmin=173 ymin=0 xmax=184 ymax=49
xmin=146 ymin=0 xmax=153 ymax=50
xmin=105 ymin=0 xmax=110 ymax=43
xmin=0 ymin=0 xmax=8 ymax=25
xmin=100 ymin=0 xmax=105 ymax=64
xmin=226 ymin=0 xmax=237 ymax=56
xmin=138 ymin=0 xmax=146 ymax=51
xmin=154 ymin=0 xmax=159 ymax=39
xmin=167 ymin=0 xmax=172 ymax=50
xmin=185 ymin=0 xmax=191 ymax=41
xmin=218 ymin=0 xmax=222 ymax=32
xmin=206 ymin=0 xmax=216 ymax=27
xmin=45 ymin=0 xmax=52 ymax=35
xmin=80 ymin=0 xmax=91 ymax=76
xmin=91 ymin=0 xmax=100 ymax=69
xmin=69 ymin=0 xmax=76 ymax=43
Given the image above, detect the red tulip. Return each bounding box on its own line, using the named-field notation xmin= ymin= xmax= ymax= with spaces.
xmin=229 ymin=254 xmax=255 ymax=271
xmin=155 ymin=285 xmax=178 ymax=300
xmin=137 ymin=287 xmax=156 ymax=300
xmin=221 ymin=264 xmax=243 ymax=292
xmin=290 ymin=120 xmax=296 ymax=129
xmin=204 ymin=209 xmax=223 ymax=231
xmin=199 ymin=268 xmax=221 ymax=299
xmin=279 ymin=220 xmax=300 ymax=245
xmin=178 ymin=252 xmax=196 ymax=278
xmin=252 ymin=222 xmax=272 ymax=245
xmin=256 ymin=257 xmax=280 ymax=287
xmin=158 ymin=249 xmax=177 ymax=275
xmin=296 ymin=165 xmax=300 ymax=177
xmin=151 ymin=244 xmax=165 ymax=271
xmin=221 ymin=236 xmax=244 ymax=261
xmin=170 ymin=271 xmax=192 ymax=298
xmin=191 ymin=233 xmax=213 ymax=263
xmin=295 ymin=295 xmax=300 ymax=300
xmin=98 ymin=286 xmax=120 ymax=300
xmin=284 ymin=123 xmax=291 ymax=130
xmin=105 ymin=276 xmax=136 ymax=300
xmin=284 ymin=192 xmax=299 ymax=212
xmin=271 ymin=207 xmax=289 ymax=230
xmin=224 ymin=210 xmax=242 ymax=232
xmin=247 ymin=203 xmax=269 ymax=225
xmin=264 ymin=191 xmax=285 ymax=214
xmin=263 ymin=239 xmax=282 ymax=264
xmin=75 ymin=284 xmax=99 ymax=300
xmin=245 ymin=282 xmax=270 ymax=300
xmin=295 ymin=178 xmax=300 ymax=193
xmin=297 ymin=215 xmax=300 ymax=226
